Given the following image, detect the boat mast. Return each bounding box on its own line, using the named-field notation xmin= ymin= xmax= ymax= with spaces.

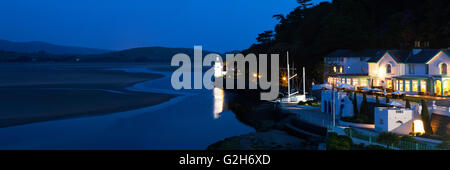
xmin=303 ymin=67 xmax=306 ymax=95
xmin=287 ymin=52 xmax=290 ymax=102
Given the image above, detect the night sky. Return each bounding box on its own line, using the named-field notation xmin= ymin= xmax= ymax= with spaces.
xmin=0 ymin=0 xmax=327 ymax=53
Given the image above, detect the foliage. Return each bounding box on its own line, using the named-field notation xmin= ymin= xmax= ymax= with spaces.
xmin=405 ymin=100 xmax=411 ymax=108
xmin=377 ymin=132 xmax=400 ymax=146
xmin=243 ymin=0 xmax=450 ymax=85
xmin=437 ymin=141 xmax=450 ymax=150
xmin=400 ymin=135 xmax=417 ymax=143
xmin=360 ymin=94 xmax=369 ymax=118
xmin=326 ymin=132 xmax=353 ymax=150
xmin=420 ymin=100 xmax=433 ymax=135
xmin=353 ymin=92 xmax=359 ymax=116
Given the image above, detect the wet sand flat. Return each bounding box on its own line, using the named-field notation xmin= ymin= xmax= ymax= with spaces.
xmin=0 ymin=63 xmax=175 ymax=127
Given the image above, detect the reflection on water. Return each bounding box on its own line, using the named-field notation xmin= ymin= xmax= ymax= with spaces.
xmin=213 ymin=87 xmax=224 ymax=119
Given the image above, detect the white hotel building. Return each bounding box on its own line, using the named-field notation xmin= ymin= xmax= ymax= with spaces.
xmin=324 ymin=48 xmax=450 ymax=96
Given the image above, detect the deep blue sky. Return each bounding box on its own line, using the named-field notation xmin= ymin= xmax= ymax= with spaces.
xmin=0 ymin=0 xmax=327 ymax=53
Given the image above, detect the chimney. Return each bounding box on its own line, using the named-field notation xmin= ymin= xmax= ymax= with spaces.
xmin=412 ymin=40 xmax=422 ymax=55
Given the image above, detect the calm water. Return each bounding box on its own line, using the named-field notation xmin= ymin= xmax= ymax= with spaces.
xmin=0 ymin=63 xmax=254 ymax=149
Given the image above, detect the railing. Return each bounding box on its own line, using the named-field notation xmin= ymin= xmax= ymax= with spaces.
xmin=344 ymin=128 xmax=442 ymax=150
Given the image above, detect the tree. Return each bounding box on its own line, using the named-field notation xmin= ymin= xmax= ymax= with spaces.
xmin=376 ymin=95 xmax=380 ymax=105
xmin=405 ymin=100 xmax=411 ymax=108
xmin=420 ymin=100 xmax=433 ymax=134
xmin=256 ymin=31 xmax=274 ymax=44
xmin=297 ymin=0 xmax=312 ymax=9
xmin=377 ymin=132 xmax=400 ymax=146
xmin=353 ymin=92 xmax=359 ymax=116
xmin=360 ymin=94 xmax=369 ymax=118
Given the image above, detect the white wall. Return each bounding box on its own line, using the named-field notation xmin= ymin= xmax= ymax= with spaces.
xmin=374 ymin=107 xmax=413 ymax=135
xmin=428 ymin=51 xmax=450 ymax=75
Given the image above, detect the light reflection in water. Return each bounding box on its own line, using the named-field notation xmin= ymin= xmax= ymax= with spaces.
xmin=213 ymin=87 xmax=224 ymax=119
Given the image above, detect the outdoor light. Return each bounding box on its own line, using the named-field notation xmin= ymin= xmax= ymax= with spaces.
xmin=413 ymin=120 xmax=425 ymax=135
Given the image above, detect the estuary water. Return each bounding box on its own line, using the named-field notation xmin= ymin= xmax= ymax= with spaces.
xmin=0 ymin=63 xmax=254 ymax=149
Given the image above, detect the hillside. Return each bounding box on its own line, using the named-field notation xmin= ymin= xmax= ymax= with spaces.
xmin=82 ymin=47 xmax=219 ymax=62
xmin=0 ymin=46 xmax=219 ymax=63
xmin=0 ymin=39 xmax=110 ymax=55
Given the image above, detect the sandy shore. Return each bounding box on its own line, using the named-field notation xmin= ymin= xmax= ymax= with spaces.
xmin=0 ymin=63 xmax=175 ymax=128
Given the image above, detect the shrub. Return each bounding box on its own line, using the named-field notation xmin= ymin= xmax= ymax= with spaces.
xmin=326 ymin=132 xmax=353 ymax=150
xmin=405 ymin=100 xmax=411 ymax=108
xmin=353 ymin=92 xmax=359 ymax=116
xmin=437 ymin=141 xmax=450 ymax=150
xmin=377 ymin=132 xmax=400 ymax=146
xmin=360 ymin=94 xmax=369 ymax=118
xmin=420 ymin=100 xmax=433 ymax=135
xmin=400 ymin=135 xmax=416 ymax=143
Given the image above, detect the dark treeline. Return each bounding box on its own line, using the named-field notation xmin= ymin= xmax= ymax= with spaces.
xmin=242 ymin=0 xmax=450 ymax=86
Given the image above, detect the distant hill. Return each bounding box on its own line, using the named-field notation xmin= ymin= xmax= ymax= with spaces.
xmin=0 ymin=39 xmax=110 ymax=55
xmin=0 ymin=46 xmax=220 ymax=63
xmin=82 ymin=47 xmax=220 ymax=62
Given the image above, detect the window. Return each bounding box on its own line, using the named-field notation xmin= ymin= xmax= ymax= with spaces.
xmin=412 ymin=80 xmax=418 ymax=92
xmin=435 ymin=80 xmax=442 ymax=95
xmin=346 ymin=78 xmax=351 ymax=85
xmin=333 ymin=66 xmax=337 ymax=73
xmin=399 ymin=80 xmax=404 ymax=91
xmin=426 ymin=65 xmax=429 ymax=74
xmin=396 ymin=80 xmax=399 ymax=91
xmin=444 ymin=80 xmax=450 ymax=96
xmin=387 ymin=80 xmax=392 ymax=89
xmin=360 ymin=79 xmax=368 ymax=87
xmin=405 ymin=80 xmax=410 ymax=92
xmin=408 ymin=64 xmax=415 ymax=74
xmin=361 ymin=66 xmax=365 ymax=72
xmin=386 ymin=64 xmax=392 ymax=74
xmin=441 ymin=63 xmax=447 ymax=75
xmin=420 ymin=80 xmax=427 ymax=93
xmin=340 ymin=67 xmax=343 ymax=73
xmin=353 ymin=78 xmax=359 ymax=86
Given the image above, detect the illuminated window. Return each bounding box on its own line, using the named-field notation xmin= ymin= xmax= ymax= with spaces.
xmin=353 ymin=78 xmax=358 ymax=86
xmin=360 ymin=79 xmax=368 ymax=87
xmin=340 ymin=67 xmax=343 ymax=73
xmin=405 ymin=80 xmax=410 ymax=92
xmin=333 ymin=66 xmax=337 ymax=73
xmin=346 ymin=78 xmax=351 ymax=85
xmin=420 ymin=80 xmax=427 ymax=93
xmin=387 ymin=80 xmax=392 ymax=89
xmin=435 ymin=80 xmax=442 ymax=95
xmin=412 ymin=80 xmax=418 ymax=92
xmin=396 ymin=80 xmax=399 ymax=91
xmin=444 ymin=80 xmax=450 ymax=96
xmin=399 ymin=80 xmax=404 ymax=91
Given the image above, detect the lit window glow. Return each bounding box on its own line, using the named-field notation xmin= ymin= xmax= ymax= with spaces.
xmin=413 ymin=120 xmax=425 ymax=134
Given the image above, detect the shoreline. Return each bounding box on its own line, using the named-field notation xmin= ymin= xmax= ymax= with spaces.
xmin=0 ymin=65 xmax=179 ymax=128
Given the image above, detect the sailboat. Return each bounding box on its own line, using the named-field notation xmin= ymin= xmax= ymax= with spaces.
xmin=276 ymin=52 xmax=309 ymax=105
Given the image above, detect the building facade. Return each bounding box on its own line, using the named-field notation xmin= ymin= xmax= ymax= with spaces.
xmin=324 ymin=49 xmax=450 ymax=96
